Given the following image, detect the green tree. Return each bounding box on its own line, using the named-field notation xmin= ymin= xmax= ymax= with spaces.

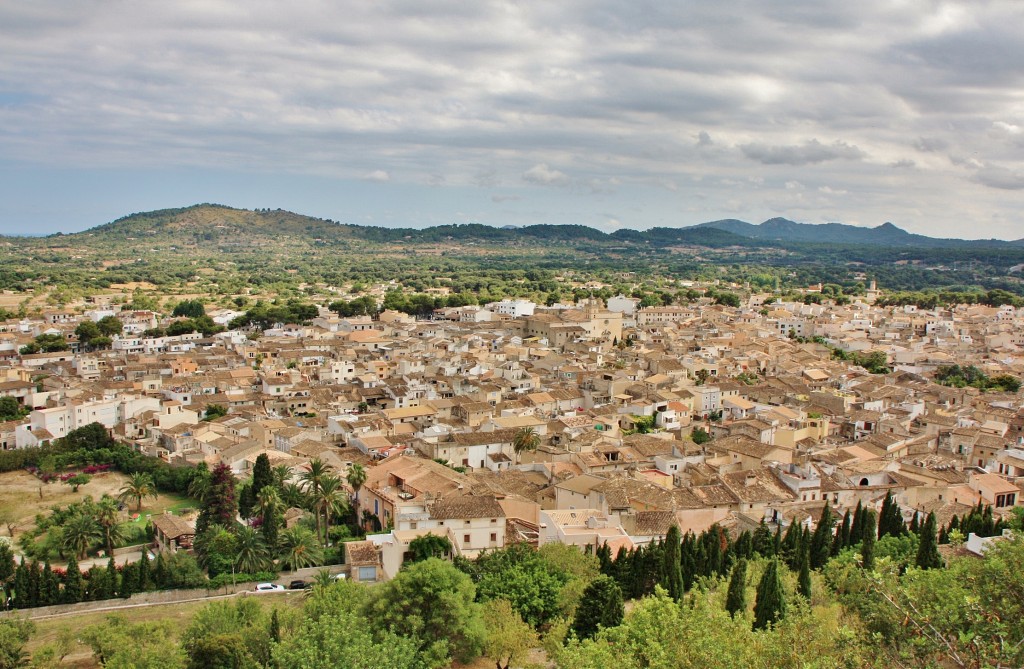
xmin=61 ymin=511 xmax=102 ymax=560
xmin=118 ymin=472 xmax=157 ymax=512
xmin=725 ymin=558 xmax=748 ymax=618
xmin=96 ymin=316 xmax=123 ymax=337
xmin=204 ymin=404 xmax=228 ymax=421
xmin=482 ymin=599 xmax=538 ymax=669
xmin=809 ymin=503 xmax=834 ymax=570
xmin=861 ymin=510 xmax=877 ymax=571
xmin=346 ymin=464 xmax=367 ymax=500
xmin=279 ymin=527 xmax=322 ymax=571
xmin=408 ymin=533 xmax=452 ymax=562
xmin=366 ymin=558 xmax=485 ymax=667
xmin=234 ymin=526 xmax=273 ymax=575
xmin=571 ymin=575 xmax=624 ymax=641
xmin=660 ymin=524 xmax=684 ymax=601
xmin=273 ymin=610 xmax=420 ymax=669
xmin=690 ymin=426 xmax=711 ymax=445
xmin=752 ymin=559 xmax=787 ymax=631
xmin=797 ymin=543 xmax=812 ymax=600
xmin=196 ymin=464 xmax=237 ymax=536
xmin=915 ymin=511 xmax=944 ymax=570
xmin=512 ymin=427 xmax=540 ymax=460
xmin=257 ymin=486 xmax=282 ymax=551
xmin=0 ymin=619 xmax=34 ymax=669
xmin=62 ymin=554 xmax=82 ymax=604
xmin=173 ymin=300 xmax=206 ymax=319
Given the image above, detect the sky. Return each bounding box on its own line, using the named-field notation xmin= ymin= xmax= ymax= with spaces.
xmin=1 ymin=1 xmax=1022 ymax=238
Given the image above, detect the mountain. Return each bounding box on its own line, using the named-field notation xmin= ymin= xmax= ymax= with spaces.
xmin=691 ymin=217 xmax=1012 ymax=248
xmin=49 ymin=203 xmax=1019 ymax=251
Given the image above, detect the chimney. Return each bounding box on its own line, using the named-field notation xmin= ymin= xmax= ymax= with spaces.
xmin=745 ymin=471 xmax=758 ymax=487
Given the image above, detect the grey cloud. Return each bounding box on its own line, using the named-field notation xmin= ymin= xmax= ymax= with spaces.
xmin=913 ymin=137 xmax=948 ymax=153
xmin=739 ymin=139 xmax=866 ymax=165
xmin=972 ymin=165 xmax=1024 ymax=191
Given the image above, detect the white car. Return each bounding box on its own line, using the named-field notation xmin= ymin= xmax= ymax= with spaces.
xmin=254 ymin=582 xmax=285 ymax=592
xmin=334 ymin=572 xmax=348 ymax=580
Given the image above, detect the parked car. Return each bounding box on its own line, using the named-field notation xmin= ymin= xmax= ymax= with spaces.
xmin=254 ymin=582 xmax=285 ymax=593
xmin=334 ymin=572 xmax=348 ymax=580
xmin=288 ymin=580 xmax=308 ymax=590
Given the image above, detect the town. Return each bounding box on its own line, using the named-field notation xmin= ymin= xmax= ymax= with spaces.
xmin=2 ymin=280 xmax=1021 ymax=586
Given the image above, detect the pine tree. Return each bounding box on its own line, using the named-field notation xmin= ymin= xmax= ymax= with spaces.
xmin=725 ymin=558 xmax=747 ymax=618
xmin=797 ymin=544 xmax=812 ymax=600
xmin=915 ymin=511 xmax=944 ymax=570
xmin=63 ymin=554 xmax=82 ymax=604
xmin=861 ymin=510 xmax=877 ymax=571
xmin=753 ymin=559 xmax=787 ymax=631
xmin=660 ymin=525 xmax=684 ymax=601
xmin=809 ymin=504 xmax=834 ymax=569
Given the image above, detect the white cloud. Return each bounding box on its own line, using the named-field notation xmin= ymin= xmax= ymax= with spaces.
xmin=362 ymin=170 xmax=390 ymax=182
xmin=522 ymin=163 xmax=571 ymax=187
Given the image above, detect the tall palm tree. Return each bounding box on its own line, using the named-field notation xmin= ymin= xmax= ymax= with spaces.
xmin=280 ymin=482 xmax=308 ymax=510
xmin=315 ymin=475 xmax=348 ymax=547
xmin=300 ymin=459 xmax=330 ymax=542
xmin=279 ymin=527 xmax=323 ymax=572
xmin=513 ymin=426 xmax=540 ymax=461
xmin=95 ymin=495 xmax=125 ymax=556
xmin=118 ymin=472 xmax=158 ymax=512
xmin=61 ymin=512 xmax=102 ymax=560
xmin=346 ymin=464 xmax=367 ymax=501
xmin=234 ymin=526 xmax=273 ymax=574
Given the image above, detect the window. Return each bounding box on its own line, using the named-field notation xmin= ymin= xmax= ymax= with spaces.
xmin=463 ymin=534 xmax=471 ymax=544
xmin=490 ymin=533 xmax=497 ymax=542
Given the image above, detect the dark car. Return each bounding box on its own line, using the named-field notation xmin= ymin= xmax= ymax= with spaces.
xmin=288 ymin=580 xmax=308 ymax=590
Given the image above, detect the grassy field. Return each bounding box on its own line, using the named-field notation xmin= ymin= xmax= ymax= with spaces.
xmin=0 ymin=470 xmax=195 ymax=543
xmin=25 ymin=592 xmax=304 ymax=668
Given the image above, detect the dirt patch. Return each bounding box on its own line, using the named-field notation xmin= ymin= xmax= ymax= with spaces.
xmin=0 ymin=470 xmax=190 ymax=540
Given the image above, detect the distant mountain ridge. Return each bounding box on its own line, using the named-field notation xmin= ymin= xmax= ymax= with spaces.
xmin=52 ymin=203 xmax=1023 ymax=249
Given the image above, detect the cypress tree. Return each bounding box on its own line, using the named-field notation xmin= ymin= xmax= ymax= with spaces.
xmin=261 ymin=504 xmax=280 ymax=551
xmin=596 ymin=542 xmax=613 ymax=575
xmin=12 ymin=558 xmax=27 ymax=609
xmin=752 ymin=521 xmax=774 ymax=557
xmin=809 ymin=504 xmax=833 ymax=569
xmin=153 ymin=551 xmax=168 ymax=590
xmin=63 ymin=555 xmax=82 ymax=604
xmin=915 ymin=511 xmax=944 ymax=570
xmin=849 ymin=500 xmax=864 ymax=544
xmin=572 ymin=575 xmax=625 ymax=640
xmin=119 ymin=563 xmax=136 ymax=599
xmin=879 ymin=493 xmax=906 ymax=539
xmin=908 ymin=511 xmax=920 ymax=535
xmin=137 ymin=550 xmax=151 ymax=591
xmin=753 ymin=559 xmax=787 ymax=631
xmin=734 ymin=530 xmax=753 ymax=560
xmin=681 ymin=534 xmax=697 ymax=592
xmin=270 ymin=608 xmax=281 ymax=644
xmin=661 ymin=525 xmax=684 ymax=601
xmin=832 ymin=510 xmax=851 ymax=556
xmin=26 ymin=560 xmax=40 ymax=608
xmin=797 ymin=544 xmax=812 ymax=600
xmin=40 ymin=561 xmax=59 ymax=607
xmin=725 ymin=558 xmax=747 ymax=618
xmin=106 ymin=557 xmax=119 ymax=600
xmin=781 ymin=522 xmax=801 ymax=570
xmin=861 ymin=511 xmax=877 ymax=571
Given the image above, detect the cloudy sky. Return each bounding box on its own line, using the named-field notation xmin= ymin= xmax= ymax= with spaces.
xmin=1 ymin=1 xmax=1022 ymax=238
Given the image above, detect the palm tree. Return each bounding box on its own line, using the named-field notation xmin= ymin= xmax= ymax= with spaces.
xmin=272 ymin=464 xmax=293 ymax=488
xmin=95 ymin=495 xmax=125 ymax=556
xmin=279 ymin=527 xmax=323 ymax=572
xmin=346 ymin=464 xmax=367 ymax=502
xmin=61 ymin=512 xmax=102 ymax=560
xmin=513 ymin=426 xmax=540 ymax=461
xmin=300 ymin=459 xmax=330 ymax=542
xmin=280 ymin=482 xmax=307 ymax=509
xmin=234 ymin=526 xmax=273 ymax=574
xmin=118 ymin=472 xmax=157 ymax=513
xmin=315 ymin=475 xmax=348 ymax=547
